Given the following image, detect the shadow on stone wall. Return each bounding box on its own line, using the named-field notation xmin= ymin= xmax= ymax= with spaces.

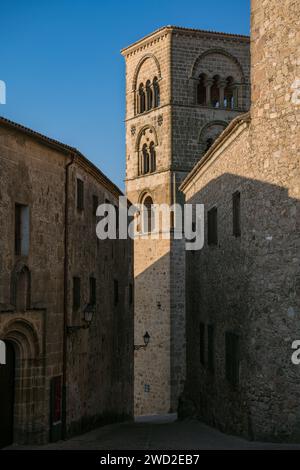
xmin=179 ymin=173 xmax=300 ymax=443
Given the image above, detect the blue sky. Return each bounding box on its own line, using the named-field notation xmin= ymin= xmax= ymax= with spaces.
xmin=0 ymin=0 xmax=250 ymax=190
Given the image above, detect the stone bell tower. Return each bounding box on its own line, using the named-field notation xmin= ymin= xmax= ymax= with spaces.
xmin=122 ymin=26 xmax=250 ymax=416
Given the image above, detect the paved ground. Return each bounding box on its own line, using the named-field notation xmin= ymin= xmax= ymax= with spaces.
xmin=8 ymin=414 xmax=300 ymax=450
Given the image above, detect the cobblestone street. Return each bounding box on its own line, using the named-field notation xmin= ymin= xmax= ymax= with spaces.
xmin=8 ymin=415 xmax=300 ymax=451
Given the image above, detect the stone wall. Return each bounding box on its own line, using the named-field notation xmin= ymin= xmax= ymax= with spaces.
xmin=171 ymin=29 xmax=250 ymax=170
xmin=66 ymin=160 xmax=134 ymax=434
xmin=0 ymin=127 xmax=66 ymax=444
xmin=0 ymin=119 xmax=134 ymax=445
xmin=123 ymin=26 xmax=250 ymax=416
xmin=181 ymin=0 xmax=300 ymax=441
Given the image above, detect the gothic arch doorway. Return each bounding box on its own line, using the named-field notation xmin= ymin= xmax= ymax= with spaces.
xmin=0 ymin=341 xmax=15 ymax=448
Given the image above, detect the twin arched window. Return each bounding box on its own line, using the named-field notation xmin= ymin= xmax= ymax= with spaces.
xmin=197 ymin=74 xmax=238 ymax=109
xmin=137 ymin=77 xmax=160 ymax=114
xmin=140 ymin=141 xmax=156 ymax=175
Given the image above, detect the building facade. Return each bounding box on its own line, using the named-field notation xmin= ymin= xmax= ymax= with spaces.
xmin=180 ymin=0 xmax=300 ymax=441
xmin=0 ymin=117 xmax=134 ymax=447
xmin=122 ymin=27 xmax=250 ymax=415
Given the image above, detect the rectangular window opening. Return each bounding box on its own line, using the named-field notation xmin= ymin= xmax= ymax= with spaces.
xmin=15 ymin=203 xmax=29 ymax=256
xmin=208 ymin=206 xmax=218 ymax=245
xmin=233 ymin=191 xmax=241 ymax=237
xmin=77 ymin=179 xmax=84 ymax=211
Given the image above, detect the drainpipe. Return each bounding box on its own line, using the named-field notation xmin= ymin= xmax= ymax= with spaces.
xmin=62 ymin=152 xmax=75 ymax=440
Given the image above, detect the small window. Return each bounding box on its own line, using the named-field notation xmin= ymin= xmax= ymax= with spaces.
xmin=232 ymin=191 xmax=241 ymax=237
xmin=211 ymin=75 xmax=220 ymax=108
xmin=15 ymin=204 xmax=29 ymax=256
xmin=89 ymin=277 xmax=96 ymax=305
xmin=114 ymin=204 xmax=119 ymax=235
xmin=138 ymin=83 xmax=146 ymax=114
xmin=146 ymin=80 xmax=153 ymax=110
xmin=77 ymin=179 xmax=84 ymax=210
xmin=197 ymin=73 xmax=206 ymax=105
xmin=208 ymin=207 xmax=218 ymax=245
xmin=225 ymin=331 xmax=239 ymax=386
xmin=73 ymin=277 xmax=81 ymax=311
xmin=224 ymin=76 xmax=235 ymax=109
xmin=153 ymin=77 xmax=160 ymax=107
xmin=207 ymin=324 xmax=214 ymax=373
xmin=142 ymin=195 xmax=155 ymax=233
xmin=129 ymin=283 xmax=133 ymax=305
xmin=149 ymin=142 xmax=156 ymax=172
xmin=114 ymin=279 xmax=119 ymax=305
xmin=142 ymin=144 xmax=150 ymax=174
xmin=92 ymin=195 xmax=98 ymax=216
xmin=200 ymin=322 xmax=205 ymax=365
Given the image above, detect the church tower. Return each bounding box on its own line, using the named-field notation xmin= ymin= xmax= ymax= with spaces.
xmin=122 ymin=26 xmax=250 ymax=416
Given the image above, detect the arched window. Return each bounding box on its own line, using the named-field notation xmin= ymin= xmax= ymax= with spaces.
xmin=142 ymin=195 xmax=155 ymax=233
xmin=137 ymin=127 xmax=158 ymax=175
xmin=149 ymin=142 xmax=156 ymax=172
xmin=138 ymin=83 xmax=145 ymax=114
xmin=153 ymin=77 xmax=160 ymax=107
xmin=142 ymin=144 xmax=149 ymax=174
xmin=146 ymin=80 xmax=153 ymax=111
xmin=211 ymin=75 xmax=220 ymax=108
xmin=197 ymin=73 xmax=206 ymax=105
xmin=224 ymin=76 xmax=235 ymax=109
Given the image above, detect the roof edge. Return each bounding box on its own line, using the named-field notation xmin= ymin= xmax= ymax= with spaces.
xmin=121 ymin=25 xmax=250 ymax=55
xmin=0 ymin=115 xmax=124 ymax=197
xmin=180 ymin=111 xmax=251 ymax=192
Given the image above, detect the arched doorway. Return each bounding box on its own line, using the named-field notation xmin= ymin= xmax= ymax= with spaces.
xmin=0 ymin=318 xmax=45 ymax=445
xmin=0 ymin=341 xmax=15 ymax=448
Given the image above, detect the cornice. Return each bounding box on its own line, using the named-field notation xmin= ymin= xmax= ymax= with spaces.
xmin=121 ymin=26 xmax=250 ymax=58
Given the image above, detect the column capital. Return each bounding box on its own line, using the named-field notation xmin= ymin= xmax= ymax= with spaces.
xmin=219 ymin=79 xmax=227 ymax=88
xmin=204 ymin=78 xmax=214 ymax=87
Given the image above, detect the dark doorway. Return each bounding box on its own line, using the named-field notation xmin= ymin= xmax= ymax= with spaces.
xmin=0 ymin=341 xmax=15 ymax=448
